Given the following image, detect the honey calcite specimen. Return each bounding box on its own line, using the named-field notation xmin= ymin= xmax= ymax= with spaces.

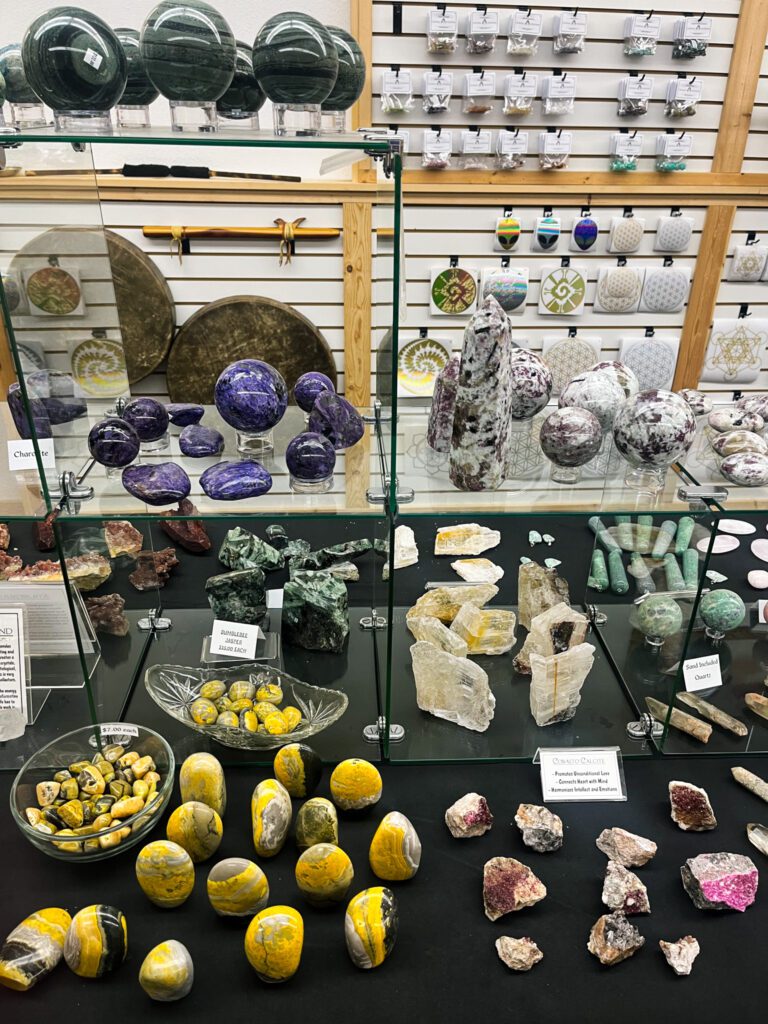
xmin=345 ymin=887 xmax=398 ymax=969
xmin=450 ymin=603 xmax=516 ymax=655
xmin=251 ymin=779 xmax=292 ymax=857
xmin=295 ymin=843 xmax=354 ymax=905
xmin=513 ymin=602 xmax=588 ymax=675
xmin=411 ymin=640 xmax=495 ymax=732
xmin=63 ymin=905 xmax=127 ymax=978
xmin=407 ymin=583 xmax=498 ymax=624
xmin=407 ymin=614 xmax=469 ymax=657
xmin=245 ymin=906 xmax=304 ymax=983
xmin=207 ymin=858 xmax=269 ymax=917
xmin=166 ymin=801 xmax=223 ymax=863
xmin=518 ymin=561 xmax=571 ymax=631
xmin=529 ymin=643 xmax=595 ymax=727
xmin=483 ymin=858 xmax=546 ymax=920
xmin=139 ymin=940 xmax=193 ymax=1002
xmin=369 ymin=812 xmax=422 ymax=881
xmin=135 ymin=841 xmax=195 ymax=909
xmin=669 ymin=781 xmax=717 ymax=832
xmin=434 ymin=523 xmax=501 ymax=556
xmin=179 ymin=752 xmax=227 ymax=817
xmin=0 ymin=907 xmax=71 ymax=991
xmin=295 ymin=797 xmax=339 ymax=850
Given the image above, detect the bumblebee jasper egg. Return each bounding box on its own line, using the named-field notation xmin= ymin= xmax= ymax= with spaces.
xmin=244 ymin=906 xmax=303 ymax=983
xmin=179 ymin=752 xmax=226 ymax=817
xmin=369 ymin=812 xmax=422 ymax=881
xmin=207 ymin=857 xmax=269 ymax=917
xmin=295 ymin=843 xmax=354 ymax=906
xmin=274 ymin=743 xmax=323 ymax=798
xmin=64 ymin=905 xmax=127 ymax=978
xmin=295 ymin=797 xmax=339 ymax=850
xmin=345 ymin=888 xmax=398 ymax=970
xmin=0 ymin=907 xmax=71 ymax=991
xmin=228 ymin=679 xmax=255 ymax=702
xmin=135 ymin=841 xmax=195 ymax=908
xmin=330 ymin=759 xmax=382 ymax=811
xmin=251 ymin=779 xmax=292 ymax=858
xmin=256 ymin=681 xmax=282 ymax=704
xmin=263 ymin=711 xmax=289 ymax=736
xmin=166 ymin=802 xmax=223 ymax=863
xmin=190 ymin=697 xmax=218 ymax=726
xmin=200 ymin=679 xmax=226 ymax=701
xmin=139 ymin=940 xmax=193 ymax=1002
xmin=282 ymin=706 xmax=302 ymax=731
xmin=216 ymin=711 xmax=239 ymax=729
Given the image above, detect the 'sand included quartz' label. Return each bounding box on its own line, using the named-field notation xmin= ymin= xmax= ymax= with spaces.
xmin=682 ymin=653 xmax=722 ymax=693
xmin=210 ymin=620 xmax=264 ymax=660
xmin=538 ymin=748 xmax=625 ymax=802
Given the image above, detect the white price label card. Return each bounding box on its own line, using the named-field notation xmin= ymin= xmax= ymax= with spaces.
xmin=0 ymin=608 xmax=27 ymax=721
xmin=673 ymin=78 xmax=703 ymax=104
xmin=498 ymin=129 xmax=528 ymax=155
xmin=469 ymin=10 xmax=500 ymax=35
xmin=382 ymin=70 xmax=412 ymax=94
xmin=100 ymin=723 xmax=139 ymax=740
xmin=83 ymin=47 xmax=103 ymax=70
xmin=424 ymin=70 xmax=453 ymax=93
xmin=7 ymin=438 xmax=55 ymax=471
xmin=558 ymin=11 xmax=588 ymax=33
xmin=266 ymin=588 xmax=284 ymax=610
xmin=629 ymin=13 xmax=661 ymax=38
xmin=505 ymin=73 xmax=537 ymax=99
xmin=510 ymin=10 xmax=542 ymax=35
xmin=662 ymin=133 xmax=693 ymax=158
xmin=537 ymin=747 xmax=626 ymax=802
xmin=613 ymin=133 xmax=644 ymax=158
xmin=210 ymin=620 xmax=264 ymax=660
xmin=465 ymin=72 xmax=496 ymax=96
xmin=683 ymin=653 xmax=722 ymax=693
xmin=546 ymin=74 xmax=577 ymax=99
xmin=683 ymin=15 xmax=712 ymax=41
xmin=542 ymin=130 xmax=573 ymax=156
xmin=428 ymin=9 xmax=458 ymax=33
xmin=624 ymin=76 xmax=653 ymax=101
xmin=461 ymin=129 xmax=492 ymax=154
xmin=424 ymin=128 xmax=453 ymax=154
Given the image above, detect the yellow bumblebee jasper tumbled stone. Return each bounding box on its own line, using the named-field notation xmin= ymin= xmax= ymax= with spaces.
xmin=295 ymin=843 xmax=354 ymax=906
xmin=274 ymin=743 xmax=323 ymax=798
xmin=216 ymin=711 xmax=239 ymax=729
xmin=251 ymin=779 xmax=292 ymax=858
xmin=256 ymin=681 xmax=282 ymax=704
xmin=135 ymin=841 xmax=195 ymax=909
xmin=330 ymin=759 xmax=383 ymax=811
xmin=207 ymin=857 xmax=269 ymax=917
xmin=228 ymin=679 xmax=255 ymax=702
xmin=166 ymin=801 xmax=223 ymax=863
xmin=190 ymin=697 xmax=218 ymax=726
xmin=282 ymin=706 xmax=302 ymax=731
xmin=63 ymin=905 xmax=127 ymax=978
xmin=369 ymin=812 xmax=422 ymax=881
xmin=179 ymin=752 xmax=226 ymax=817
xmin=0 ymin=907 xmax=72 ymax=991
xmin=295 ymin=797 xmax=339 ymax=851
xmin=345 ymin=888 xmax=398 ymax=970
xmin=262 ymin=712 xmax=289 ymax=736
xmin=139 ymin=940 xmax=194 ymax=1002
xmin=200 ymin=679 xmax=226 ymax=701
xmin=244 ymin=906 xmax=303 ymax=983
xmin=254 ymin=700 xmax=279 ymax=721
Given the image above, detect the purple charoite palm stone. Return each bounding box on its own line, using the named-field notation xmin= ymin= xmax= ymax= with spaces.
xmin=540 ymin=407 xmax=602 ymax=467
xmin=27 ymin=370 xmax=87 ymax=424
xmin=179 ymin=424 xmax=225 ymax=457
xmin=7 ymin=382 xmax=52 ymax=439
xmin=285 ymin=431 xmax=336 ymax=481
xmin=294 ymin=371 xmax=336 ymax=413
xmin=681 ymin=852 xmax=758 ymax=912
xmin=308 ymin=393 xmax=365 ymax=450
xmin=122 ymin=397 xmax=169 ymax=442
xmin=200 ymin=460 xmax=273 ymax=500
xmin=214 ymin=359 xmax=288 ymax=432
xmin=426 ymin=355 xmax=460 ymax=453
xmin=166 ymin=403 xmax=205 ymax=427
xmin=88 ymin=417 xmax=140 ymax=467
xmin=613 ymin=389 xmax=696 ymax=468
xmin=122 ymin=462 xmax=191 ymax=505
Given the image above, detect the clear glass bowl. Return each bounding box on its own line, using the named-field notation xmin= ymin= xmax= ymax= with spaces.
xmin=145 ymin=664 xmax=349 ymax=750
xmin=10 ymin=723 xmax=174 ymax=862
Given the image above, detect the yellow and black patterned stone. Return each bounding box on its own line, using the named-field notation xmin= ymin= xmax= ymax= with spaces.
xmin=63 ymin=905 xmax=127 ymax=978
xmin=179 ymin=752 xmax=227 ymax=817
xmin=251 ymin=779 xmax=292 ymax=858
xmin=344 ymin=888 xmax=398 ymax=970
xmin=273 ymin=743 xmax=322 ymax=798
xmin=295 ymin=797 xmax=339 ymax=851
xmin=244 ymin=906 xmax=303 ymax=983
xmin=0 ymin=908 xmax=71 ymax=991
xmin=330 ymin=759 xmax=382 ymax=811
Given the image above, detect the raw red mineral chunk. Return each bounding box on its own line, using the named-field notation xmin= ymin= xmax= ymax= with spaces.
xmin=669 ymin=780 xmax=717 ymax=831
xmin=159 ymin=499 xmax=211 ymax=553
xmin=129 ymin=548 xmax=179 ymax=591
xmin=103 ymin=520 xmax=143 ymax=559
xmin=681 ymin=852 xmax=758 ymax=912
xmin=587 ymin=912 xmax=645 ymax=966
xmin=445 ymin=792 xmax=493 ymax=838
xmin=0 ymin=523 xmax=10 ymax=550
xmin=33 ymin=510 xmax=59 ymax=551
xmin=0 ymin=552 xmax=23 ymax=580
xmin=483 ymin=857 xmax=546 ymax=920
xmin=85 ymin=594 xmax=130 ymax=637
xmin=602 ymin=861 xmax=651 ymax=914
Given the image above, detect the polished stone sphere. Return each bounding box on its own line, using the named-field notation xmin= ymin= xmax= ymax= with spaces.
xmin=634 ymin=595 xmax=683 ymax=640
xmin=699 ymin=589 xmax=746 ymax=633
xmin=293 ymin=371 xmax=336 ymax=413
xmin=122 ymin=397 xmax=169 ymax=442
xmin=252 ymin=12 xmax=339 ymax=106
xmin=216 ymin=40 xmax=265 ymax=117
xmin=115 ymin=28 xmax=159 ymax=106
xmin=0 ymin=44 xmax=39 ymax=103
xmin=589 ymin=360 xmax=639 ymax=400
xmin=87 ymin=417 xmax=140 ymax=467
xmin=613 ymin=389 xmax=696 ymax=469
xmin=140 ymin=0 xmax=236 ymax=103
xmin=286 ymin=432 xmax=337 ymax=481
xmin=540 ymin=407 xmax=602 ymax=467
xmin=559 ymin=370 xmax=627 ymax=432
xmin=507 ymin=349 xmax=553 ymax=420
xmin=214 ymin=359 xmax=288 ymax=433
xmin=22 ymin=7 xmax=128 ymax=112
xmin=322 ymin=27 xmax=366 ymax=111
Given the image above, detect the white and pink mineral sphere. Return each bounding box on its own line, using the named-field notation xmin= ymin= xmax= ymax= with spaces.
xmin=559 ymin=371 xmax=626 ymax=432
xmin=540 ymin=407 xmax=602 ymax=467
xmin=613 ymin=389 xmax=696 ymax=468
xmin=589 ymin=360 xmax=639 ymax=400
xmin=506 ymin=349 xmax=553 ymax=420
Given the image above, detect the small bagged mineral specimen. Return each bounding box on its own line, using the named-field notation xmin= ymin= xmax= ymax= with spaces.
xmin=451 ymin=558 xmax=504 ymax=583
xmin=669 ymin=781 xmax=717 ymax=831
xmin=483 ymin=857 xmax=547 ymax=920
xmin=103 ymin=520 xmax=143 ymax=559
xmin=513 ymin=602 xmax=588 ymax=675
xmin=407 ymin=583 xmax=498 ymax=624
xmin=529 ymin=643 xmax=595 ymax=726
xmin=139 ymin=940 xmax=194 ymax=1002
xmin=129 ymin=548 xmax=179 ymax=591
xmin=411 ymin=640 xmax=495 ymax=732
xmin=681 ymin=852 xmax=758 ymax=912
xmin=450 ymin=603 xmax=516 ymax=655
xmin=732 ymin=766 xmax=768 ymax=804
xmin=205 ymin=567 xmax=267 ymax=625
xmin=602 ymin=861 xmax=650 ymax=914
xmin=445 ymin=792 xmax=493 ymax=838
xmin=587 ymin=913 xmax=645 ymax=966
xmin=426 ymin=355 xmax=460 ymax=452
xmin=84 ymin=593 xmax=130 ymax=637
xmin=495 ymin=936 xmax=543 ymax=971
xmin=407 ymin=615 xmax=468 ymax=657
xmin=282 ymin=570 xmax=349 ymax=653
xmin=159 ymin=499 xmax=211 ymax=553
xmin=218 ymin=526 xmax=283 ymax=572
xmin=596 ymin=827 xmax=657 ymax=867
xmin=435 ymin=523 xmax=501 ymax=556
xmin=514 ymin=803 xmax=563 ymax=852
xmin=0 ymin=908 xmax=71 ymax=991
xmin=659 ymin=936 xmax=700 ymax=976
xmin=518 ymin=561 xmax=570 ymax=631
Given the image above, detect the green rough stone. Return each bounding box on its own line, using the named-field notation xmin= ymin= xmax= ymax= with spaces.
xmin=295 ymin=797 xmax=339 ymax=850
xmin=614 ymin=515 xmax=632 ymax=551
xmin=205 ymin=567 xmax=266 ymax=625
xmin=322 ymin=27 xmax=366 ymax=112
xmin=588 ymin=516 xmax=621 ymax=553
xmin=252 ymin=12 xmax=339 ymax=106
xmin=630 ymin=552 xmax=655 ymax=594
xmin=635 ymin=595 xmax=682 ymax=640
xmin=635 ymin=515 xmax=654 ymax=554
xmin=699 ymin=589 xmax=746 ymax=633
xmin=651 ymin=520 xmax=677 ymax=559
xmin=283 ymin=570 xmax=349 ymax=653
xmin=674 ymin=516 xmax=695 ymax=555
xmin=608 ymin=549 xmax=629 ymax=595
xmin=216 ymin=40 xmax=266 ymax=118
xmin=588 ymin=549 xmax=609 ymax=592
xmin=115 ymin=28 xmax=159 ymax=106
xmin=682 ymin=548 xmax=699 ymax=589
xmin=0 ymin=44 xmax=39 ymax=104
xmin=663 ymin=554 xmax=686 ymax=592
xmin=218 ymin=527 xmax=283 ymax=572
xmin=292 ymin=539 xmax=372 ymax=572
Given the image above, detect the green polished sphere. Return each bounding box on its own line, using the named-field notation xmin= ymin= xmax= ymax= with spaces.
xmin=0 ymin=71 xmax=5 ymax=107
xmin=216 ymin=40 xmax=265 ymax=118
xmin=21 ymin=7 xmax=128 ymax=112
xmin=115 ymin=28 xmax=159 ymax=106
xmin=322 ymin=27 xmax=366 ymax=112
xmin=699 ymin=589 xmax=746 ymax=633
xmin=140 ymin=0 xmax=236 ymax=103
xmin=635 ymin=595 xmax=683 ymax=640
xmin=252 ymin=12 xmax=339 ymax=106
xmin=0 ymin=44 xmax=40 ymax=104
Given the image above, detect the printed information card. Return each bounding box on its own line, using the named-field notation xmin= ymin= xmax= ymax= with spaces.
xmin=683 ymin=653 xmax=722 ymax=693
xmin=0 ymin=608 xmax=28 ymax=721
xmin=210 ymin=620 xmax=264 ymax=660
xmin=537 ymin=747 xmax=626 ymax=802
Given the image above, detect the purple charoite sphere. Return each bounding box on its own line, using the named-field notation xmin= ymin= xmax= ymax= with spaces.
xmin=179 ymin=424 xmax=225 ymax=457
xmin=122 ymin=397 xmax=169 ymax=442
xmin=214 ymin=359 xmax=288 ymax=433
xmin=308 ymin=392 xmax=365 ymax=450
xmin=285 ymin=431 xmax=337 ymax=481
xmin=199 ymin=460 xmax=273 ymax=500
xmin=294 ymin=371 xmax=336 ymax=413
xmin=88 ymin=417 xmax=141 ymax=467
xmin=166 ymin=403 xmax=204 ymax=427
xmin=540 ymin=407 xmax=602 ymax=467
xmin=122 ymin=462 xmax=191 ymax=505
xmin=7 ymin=382 xmax=52 ymax=439
xmin=613 ymin=389 xmax=696 ymax=469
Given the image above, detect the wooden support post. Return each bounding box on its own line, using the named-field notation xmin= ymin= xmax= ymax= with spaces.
xmin=351 ymin=0 xmax=376 ymax=183
xmin=713 ymin=0 xmax=768 ymax=173
xmin=673 ymin=204 xmax=736 ymax=391
xmin=343 ymin=200 xmax=373 ymax=408
xmin=0 ymin=316 xmax=17 ymax=394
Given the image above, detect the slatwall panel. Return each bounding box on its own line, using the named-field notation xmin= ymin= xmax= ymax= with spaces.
xmin=371 ymin=0 xmax=738 ymax=173
xmin=742 ymin=45 xmax=768 ymax=173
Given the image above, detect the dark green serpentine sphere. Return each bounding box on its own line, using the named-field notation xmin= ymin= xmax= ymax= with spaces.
xmin=0 ymin=44 xmax=40 ymax=104
xmin=0 ymin=72 xmax=5 ymax=107
xmin=22 ymin=7 xmax=128 ymax=112
xmin=252 ymin=12 xmax=339 ymax=106
xmin=322 ymin=27 xmax=366 ymax=112
xmin=115 ymin=28 xmax=159 ymax=106
xmin=140 ymin=0 xmax=235 ymax=103
xmin=216 ymin=40 xmax=265 ymax=117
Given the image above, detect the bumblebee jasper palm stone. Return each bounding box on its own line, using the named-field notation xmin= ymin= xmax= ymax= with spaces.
xmin=251 ymin=779 xmax=292 ymax=858
xmin=252 ymin=13 xmax=339 ymax=106
xmin=295 ymin=797 xmax=339 ymax=850
xmin=63 ymin=905 xmax=127 ymax=978
xmin=166 ymin=801 xmax=223 ymax=863
xmin=322 ymin=27 xmax=366 ymax=112
xmin=207 ymin=858 xmax=269 ymax=917
xmin=369 ymin=812 xmax=422 ymax=881
xmin=273 ymin=743 xmax=322 ymax=798
xmin=0 ymin=908 xmax=71 ymax=991
xmin=245 ymin=906 xmax=304 ymax=983
xmin=140 ymin=0 xmax=236 ymax=103
xmin=295 ymin=843 xmax=354 ymax=906
xmin=139 ymin=940 xmax=193 ymax=1002
xmin=330 ymin=758 xmax=382 ymax=811
xmin=345 ymin=888 xmax=398 ymax=970
xmin=179 ymin=752 xmax=226 ymax=817
xmin=135 ymin=841 xmax=195 ymax=909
